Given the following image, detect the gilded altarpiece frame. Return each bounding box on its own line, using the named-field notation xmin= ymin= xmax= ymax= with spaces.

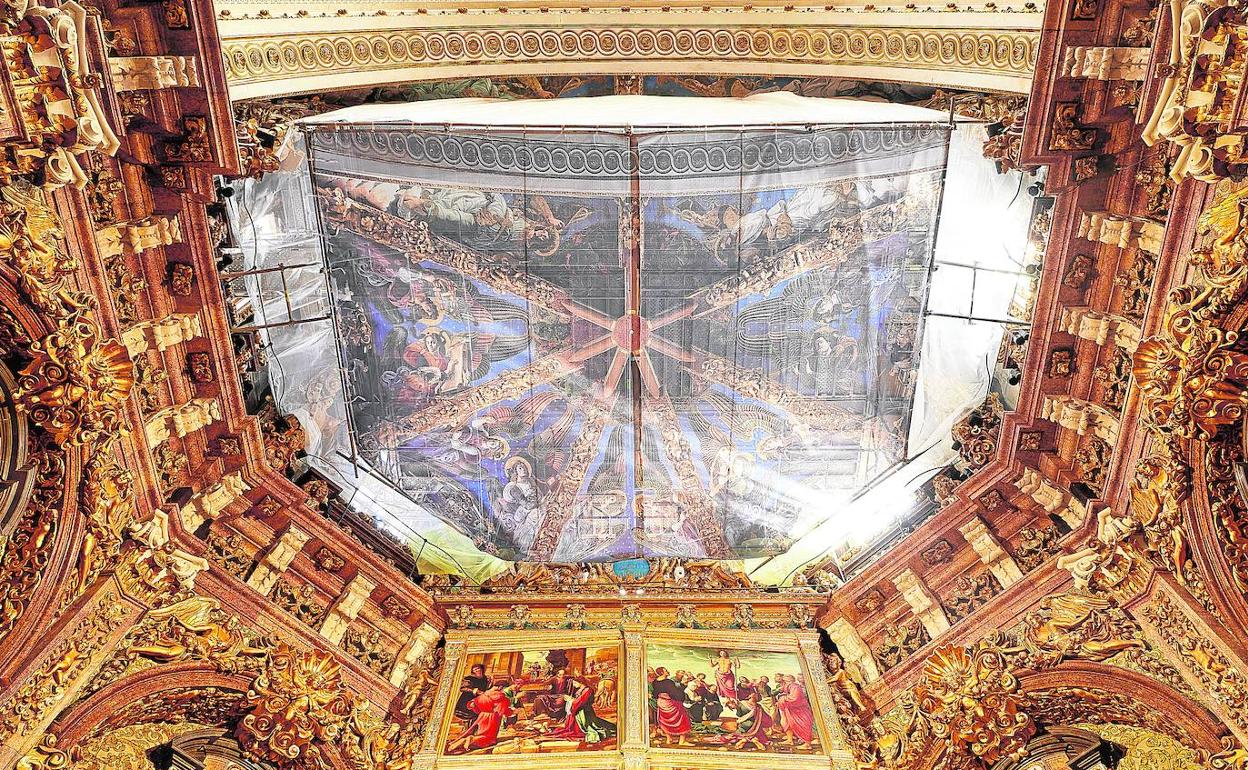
xmin=419 ymin=627 xmax=853 ymax=770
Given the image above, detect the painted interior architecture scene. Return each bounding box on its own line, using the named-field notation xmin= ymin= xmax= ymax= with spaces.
xmin=0 ymin=1 xmax=1244 ymax=770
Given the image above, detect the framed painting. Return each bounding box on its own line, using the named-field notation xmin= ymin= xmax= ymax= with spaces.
xmin=643 ymin=630 xmax=832 ymax=757
xmin=437 ymin=632 xmax=622 ymax=758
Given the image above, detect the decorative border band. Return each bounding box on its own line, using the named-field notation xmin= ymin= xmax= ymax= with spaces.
xmin=223 ymin=25 xmax=1039 ymax=89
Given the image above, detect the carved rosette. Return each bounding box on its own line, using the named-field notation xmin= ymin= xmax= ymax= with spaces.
xmin=15 ymin=315 xmax=133 ymax=448
xmin=237 ymin=643 xmax=356 ymax=769
xmin=952 ymin=393 xmax=1004 ymax=470
xmin=912 ymin=642 xmax=1034 ymax=765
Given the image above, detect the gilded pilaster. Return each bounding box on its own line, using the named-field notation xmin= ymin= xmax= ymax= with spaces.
xmin=0 ymin=577 xmax=144 ymax=766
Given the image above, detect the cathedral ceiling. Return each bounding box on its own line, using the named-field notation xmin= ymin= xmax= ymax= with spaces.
xmin=3 ymin=0 xmax=1248 ymax=768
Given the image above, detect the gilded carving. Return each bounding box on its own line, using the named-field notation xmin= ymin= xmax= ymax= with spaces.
xmin=1142 ymin=591 xmax=1248 ymax=732
xmin=1004 ymin=593 xmax=1143 ymax=667
xmin=342 ymin=627 xmax=396 ymax=676
xmin=875 ymin=640 xmax=1033 ymax=770
xmin=15 ymin=317 xmax=133 ymax=448
xmin=872 ymin=618 xmax=930 ymax=671
xmin=126 ymin=595 xmax=271 ymax=672
xmin=0 ymin=433 xmax=65 ymax=642
xmin=224 ymin=27 xmax=1039 ymax=93
xmin=237 ymin=643 xmax=356 ymax=769
xmin=0 ymin=593 xmax=128 ymax=742
xmin=15 ymin=734 xmax=73 ymax=770
xmin=257 ymin=395 xmax=307 ymax=477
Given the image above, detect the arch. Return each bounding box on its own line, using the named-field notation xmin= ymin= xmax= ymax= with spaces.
xmin=1185 ymin=431 xmax=1248 ymax=654
xmin=53 ymin=662 xmax=352 ymax=770
xmin=0 ymin=274 xmax=84 ymax=684
xmin=1019 ymin=661 xmax=1228 ymax=752
xmin=53 ymin=663 xmax=253 ymax=745
xmin=218 ymin=13 xmax=1042 ymax=100
xmin=991 ymin=726 xmax=1123 ymax=770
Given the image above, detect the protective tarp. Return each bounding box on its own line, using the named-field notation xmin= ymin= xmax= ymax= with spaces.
xmin=228 ymin=94 xmax=1035 ymax=583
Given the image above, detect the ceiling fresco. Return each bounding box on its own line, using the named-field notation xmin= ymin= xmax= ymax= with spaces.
xmin=307 ymin=120 xmax=946 ymax=561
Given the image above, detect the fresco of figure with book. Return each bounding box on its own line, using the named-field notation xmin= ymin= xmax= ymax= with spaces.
xmin=645 ymin=642 xmax=822 ymax=754
xmin=443 ymin=645 xmax=620 ymax=755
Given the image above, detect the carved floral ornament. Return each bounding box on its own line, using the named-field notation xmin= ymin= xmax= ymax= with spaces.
xmin=1129 ymin=185 xmax=1248 ymax=592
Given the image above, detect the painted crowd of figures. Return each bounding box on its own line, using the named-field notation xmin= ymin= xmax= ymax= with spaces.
xmin=446 ymin=657 xmax=618 ymax=755
xmin=648 ymin=650 xmax=820 ymax=753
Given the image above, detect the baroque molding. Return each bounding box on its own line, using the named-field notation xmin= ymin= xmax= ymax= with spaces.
xmin=222 ymin=24 xmax=1039 ymax=98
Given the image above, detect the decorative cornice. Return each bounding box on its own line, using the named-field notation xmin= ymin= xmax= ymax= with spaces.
xmin=222 ymin=22 xmax=1039 ymax=98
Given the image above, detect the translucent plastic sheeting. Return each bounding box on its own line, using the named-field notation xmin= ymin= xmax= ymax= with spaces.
xmin=228 ymin=95 xmax=1035 ymax=584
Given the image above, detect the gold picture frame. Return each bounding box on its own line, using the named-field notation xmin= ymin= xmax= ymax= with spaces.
xmin=420 ymin=626 xmax=853 ymax=770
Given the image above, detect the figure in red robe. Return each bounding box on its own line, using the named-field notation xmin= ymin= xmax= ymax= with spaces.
xmin=775 ymin=675 xmax=816 ymax=747
xmin=447 ymin=685 xmax=515 ymax=754
xmin=650 ymin=667 xmax=693 ymax=746
xmin=546 ymin=679 xmax=617 ymax=744
xmin=715 ymin=691 xmax=773 ymax=751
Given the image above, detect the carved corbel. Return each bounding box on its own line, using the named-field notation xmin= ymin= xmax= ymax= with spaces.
xmin=1061 ymin=45 xmax=1150 ymax=80
xmin=246 ymin=525 xmax=309 ymax=595
xmin=1015 ymin=466 xmax=1086 ymax=528
xmin=120 ymin=312 xmax=202 ymax=357
xmin=959 ymin=516 xmax=1025 ymax=588
xmin=1041 ymin=395 xmax=1121 ymax=444
xmin=1078 ymin=211 xmax=1166 ymax=255
xmin=319 ymin=574 xmax=375 ymax=644
xmin=95 ymin=216 xmax=183 ymax=260
xmin=108 ymin=55 xmax=201 ymax=91
xmin=143 ymin=397 xmax=221 ymax=446
xmin=1058 ymin=306 xmax=1143 ymax=352
xmin=823 ymin=616 xmax=881 ymax=684
xmin=893 ymin=569 xmax=952 ymax=637
xmin=390 ymin=622 xmax=441 ymax=688
xmin=178 ymin=472 xmax=250 ymax=530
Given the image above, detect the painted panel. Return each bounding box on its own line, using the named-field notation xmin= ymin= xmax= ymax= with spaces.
xmin=644 ymin=641 xmax=824 ymax=754
xmin=442 ymin=644 xmax=621 ymax=756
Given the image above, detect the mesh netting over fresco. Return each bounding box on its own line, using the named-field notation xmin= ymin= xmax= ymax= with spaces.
xmin=300 ymin=116 xmax=947 ymax=562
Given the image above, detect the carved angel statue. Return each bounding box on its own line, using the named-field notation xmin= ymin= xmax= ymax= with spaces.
xmin=399 ymin=649 xmax=443 ymax=717
xmin=1018 ymin=593 xmax=1144 ymax=664
xmin=128 ymin=596 xmax=269 ymax=664
xmin=822 ymin=652 xmax=868 ymax=712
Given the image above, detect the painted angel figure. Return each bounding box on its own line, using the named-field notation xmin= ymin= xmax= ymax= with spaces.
xmin=329 ymin=178 xmax=570 ymax=256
